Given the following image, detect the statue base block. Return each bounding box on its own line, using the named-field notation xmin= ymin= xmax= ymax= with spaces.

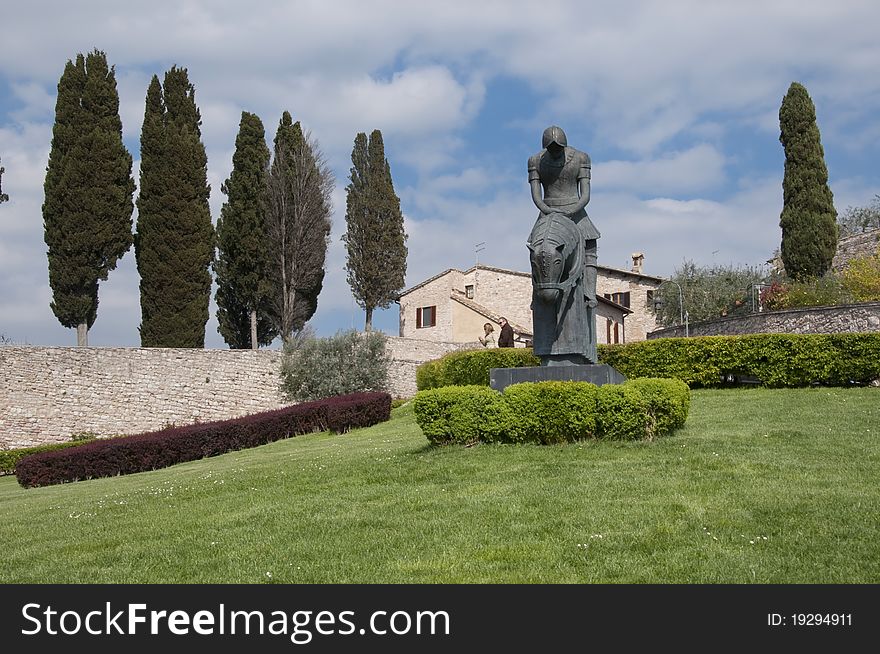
xmin=489 ymin=364 xmax=627 ymax=393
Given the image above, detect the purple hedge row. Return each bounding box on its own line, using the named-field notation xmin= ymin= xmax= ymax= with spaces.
xmin=16 ymin=391 xmax=391 ymax=488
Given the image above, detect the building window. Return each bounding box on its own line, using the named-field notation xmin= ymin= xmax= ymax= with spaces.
xmin=416 ymin=306 xmax=436 ymax=328
xmin=605 ymin=319 xmax=621 ymax=344
xmin=605 ymin=291 xmax=630 ymax=308
xmin=646 ymin=290 xmax=654 ymax=308
xmin=465 ymin=284 xmax=474 ymax=299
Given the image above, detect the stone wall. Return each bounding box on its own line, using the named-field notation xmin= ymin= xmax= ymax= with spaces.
xmin=0 ymin=337 xmax=469 ymax=449
xmin=648 ymin=302 xmax=880 ymax=339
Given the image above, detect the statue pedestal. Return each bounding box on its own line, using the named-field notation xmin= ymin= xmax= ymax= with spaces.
xmin=489 ymin=364 xmax=626 ymax=393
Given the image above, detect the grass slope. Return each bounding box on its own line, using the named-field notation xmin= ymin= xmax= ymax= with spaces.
xmin=0 ymin=388 xmax=877 ymax=583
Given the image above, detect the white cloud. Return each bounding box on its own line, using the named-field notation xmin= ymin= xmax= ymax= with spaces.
xmin=599 ymin=144 xmax=727 ymax=196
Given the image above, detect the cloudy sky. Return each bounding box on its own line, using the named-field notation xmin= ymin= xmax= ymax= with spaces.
xmin=1 ymin=1 xmax=879 ymax=347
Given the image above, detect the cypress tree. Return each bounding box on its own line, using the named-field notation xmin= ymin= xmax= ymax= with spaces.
xmin=343 ymin=129 xmax=407 ymax=331
xmin=135 ymin=67 xmax=214 ymax=347
xmin=215 ymin=112 xmax=276 ymax=349
xmin=779 ymin=82 xmax=838 ymax=280
xmin=265 ymin=111 xmax=333 ymax=343
xmin=42 ymin=50 xmax=135 ymax=346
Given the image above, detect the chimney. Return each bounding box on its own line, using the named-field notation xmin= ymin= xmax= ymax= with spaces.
xmin=631 ymin=252 xmax=644 ymax=274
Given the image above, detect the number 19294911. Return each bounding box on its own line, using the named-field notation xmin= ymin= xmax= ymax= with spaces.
xmin=768 ymin=613 xmax=852 ymax=627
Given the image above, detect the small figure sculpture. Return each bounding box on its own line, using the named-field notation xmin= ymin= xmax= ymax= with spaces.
xmin=527 ymin=126 xmax=599 ymax=365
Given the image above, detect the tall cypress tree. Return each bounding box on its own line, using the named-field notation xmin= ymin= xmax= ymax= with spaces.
xmin=215 ymin=111 xmax=276 ymax=349
xmin=42 ymin=50 xmax=135 ymax=346
xmin=779 ymin=82 xmax=838 ymax=280
xmin=265 ymin=111 xmax=333 ymax=343
xmin=343 ymin=129 xmax=407 ymax=331
xmin=135 ymin=66 xmax=214 ymax=347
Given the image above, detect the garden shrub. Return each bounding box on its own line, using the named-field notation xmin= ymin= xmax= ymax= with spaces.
xmin=412 ymin=385 xmax=502 ymax=445
xmin=416 ymin=348 xmax=540 ymax=390
xmin=502 ymin=382 xmax=598 ymax=444
xmin=16 ymin=392 xmax=391 ymax=488
xmin=621 ymin=378 xmax=690 ymax=439
xmin=0 ymin=439 xmax=95 ymax=476
xmin=417 ymin=335 xmax=880 ymax=390
xmin=414 ymin=379 xmax=688 ymax=445
xmin=415 ymin=358 xmax=444 ymax=391
xmin=594 ymin=384 xmax=650 ymax=440
xmin=598 ymin=333 xmax=880 ymax=388
xmin=761 ymin=274 xmax=851 ymax=310
xmin=840 ymin=253 xmax=880 ymax=302
xmin=281 ymin=329 xmax=390 ymax=402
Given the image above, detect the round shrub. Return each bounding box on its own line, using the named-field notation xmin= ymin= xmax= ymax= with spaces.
xmin=412 ymin=385 xmax=502 ymax=445
xmin=594 ymin=385 xmax=651 ymax=440
xmin=625 ymin=378 xmax=690 ymax=438
xmin=413 ymin=378 xmax=689 ymax=445
xmin=502 ymin=382 xmax=598 ymax=444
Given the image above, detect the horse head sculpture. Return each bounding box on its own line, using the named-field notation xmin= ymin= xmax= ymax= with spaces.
xmin=528 ymin=212 xmax=584 ymax=308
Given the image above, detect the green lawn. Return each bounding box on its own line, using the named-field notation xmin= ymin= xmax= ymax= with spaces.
xmin=1 ymin=387 xmax=877 ymax=583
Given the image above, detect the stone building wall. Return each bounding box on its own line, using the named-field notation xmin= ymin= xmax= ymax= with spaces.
xmin=467 ymin=267 xmax=533 ymax=330
xmin=400 ymin=263 xmax=662 ymax=344
xmin=595 ymin=269 xmax=661 ymax=342
xmin=0 ymin=337 xmax=469 ymax=449
xmin=398 ymin=270 xmax=464 ymax=342
xmin=648 ymin=302 xmax=880 ymax=339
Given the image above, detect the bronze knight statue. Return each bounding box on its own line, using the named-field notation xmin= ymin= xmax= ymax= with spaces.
xmin=528 ymin=126 xmax=599 ymax=365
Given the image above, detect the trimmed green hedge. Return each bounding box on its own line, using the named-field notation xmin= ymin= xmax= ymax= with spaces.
xmin=416 ymin=348 xmax=540 ymax=390
xmin=416 ymin=334 xmax=880 ymax=390
xmin=0 ymin=439 xmax=96 ymax=476
xmin=413 ymin=378 xmax=689 ymax=445
xmin=598 ymin=333 xmax=880 ymax=388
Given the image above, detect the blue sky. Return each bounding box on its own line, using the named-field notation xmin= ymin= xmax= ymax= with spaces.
xmin=2 ymin=1 xmax=879 ymax=347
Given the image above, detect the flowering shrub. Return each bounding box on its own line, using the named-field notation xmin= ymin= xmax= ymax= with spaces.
xmin=16 ymin=392 xmax=391 ymax=488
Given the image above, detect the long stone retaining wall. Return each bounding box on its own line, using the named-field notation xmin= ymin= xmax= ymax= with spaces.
xmin=648 ymin=302 xmax=880 ymax=339
xmin=0 ymin=337 xmax=473 ymax=449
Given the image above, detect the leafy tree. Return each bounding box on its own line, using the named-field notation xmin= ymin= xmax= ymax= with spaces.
xmin=215 ymin=112 xmax=277 ymax=349
xmin=778 ymin=82 xmax=838 ymax=280
xmin=42 ymin=50 xmax=135 ymax=346
xmin=838 ymin=195 xmax=880 ymax=238
xmin=0 ymin=157 xmax=8 ymax=203
xmin=135 ymin=67 xmax=214 ymax=347
xmin=343 ymin=130 xmax=408 ymax=331
xmin=655 ymin=260 xmax=766 ymax=326
xmin=264 ymin=111 xmax=333 ymax=344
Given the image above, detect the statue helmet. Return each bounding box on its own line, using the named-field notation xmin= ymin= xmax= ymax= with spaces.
xmin=542 ymin=125 xmax=567 ymax=149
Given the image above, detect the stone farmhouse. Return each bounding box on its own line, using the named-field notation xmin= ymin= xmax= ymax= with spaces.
xmin=398 ymin=253 xmax=664 ymax=346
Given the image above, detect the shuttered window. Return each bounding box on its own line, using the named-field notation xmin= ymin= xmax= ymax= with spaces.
xmin=604 ymin=291 xmax=631 ymax=308
xmin=416 ymin=306 xmax=436 ymax=328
